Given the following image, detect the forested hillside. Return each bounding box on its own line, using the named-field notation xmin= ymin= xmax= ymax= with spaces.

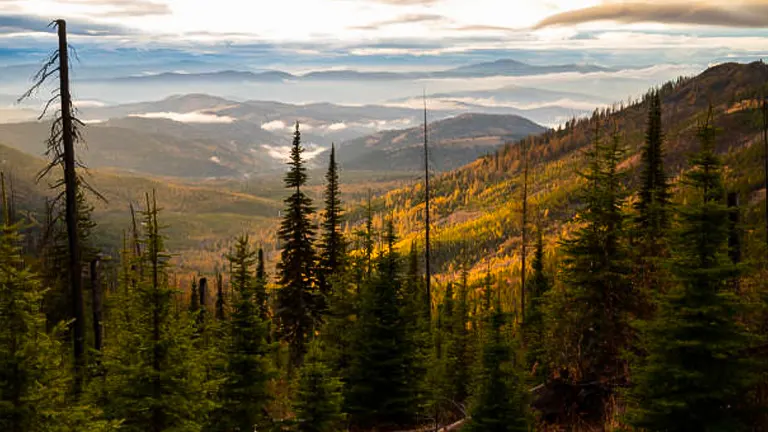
xmin=358 ymin=62 xmax=768 ymax=289
xmin=3 ymin=25 xmax=768 ymax=432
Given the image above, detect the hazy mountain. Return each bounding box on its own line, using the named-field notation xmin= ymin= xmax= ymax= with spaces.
xmin=103 ymin=59 xmax=613 ymax=84
xmin=338 ymin=113 xmax=546 ymax=171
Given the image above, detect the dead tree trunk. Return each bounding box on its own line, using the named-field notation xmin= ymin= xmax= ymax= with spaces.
xmin=57 ymin=20 xmax=86 ymax=395
xmin=423 ymin=93 xmax=432 ymax=315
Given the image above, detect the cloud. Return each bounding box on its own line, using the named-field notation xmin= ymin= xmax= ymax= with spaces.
xmin=67 ymin=0 xmax=171 ymax=17
xmin=536 ymin=1 xmax=768 ymax=29
xmin=129 ymin=111 xmax=236 ymax=123
xmin=0 ymin=14 xmax=132 ymax=35
xmin=261 ymin=120 xmax=287 ymax=131
xmin=352 ymin=13 xmax=446 ymax=30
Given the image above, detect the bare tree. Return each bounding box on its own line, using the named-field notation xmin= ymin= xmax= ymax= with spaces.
xmin=19 ymin=19 xmax=102 ymax=395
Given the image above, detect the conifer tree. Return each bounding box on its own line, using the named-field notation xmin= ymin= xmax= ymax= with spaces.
xmin=255 ymin=247 xmax=269 ymax=321
xmin=346 ymin=220 xmax=414 ymax=429
xmin=318 ymin=144 xmax=346 ymax=301
xmin=276 ymin=122 xmax=319 ymax=367
xmin=465 ymin=299 xmax=528 ymax=432
xmin=523 ymin=228 xmax=550 ymax=381
xmin=401 ymin=243 xmax=432 ymax=418
xmin=0 ymin=191 xmax=114 ymax=431
xmin=557 ymin=122 xmax=632 ymax=388
xmin=442 ymin=274 xmax=473 ymax=416
xmin=627 ymin=113 xmax=758 ymax=431
xmin=99 ymin=191 xmax=214 ymax=432
xmin=209 ymin=235 xmax=272 ymax=432
xmin=633 ymin=90 xmax=671 ymax=316
xmin=292 ymin=341 xmax=345 ymax=432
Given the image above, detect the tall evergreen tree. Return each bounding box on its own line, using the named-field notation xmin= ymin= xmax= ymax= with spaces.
xmin=523 ymin=227 xmax=550 ymax=381
xmin=255 ymin=247 xmax=269 ymax=322
xmin=0 ymin=198 xmax=112 ymax=431
xmin=318 ymin=144 xmax=346 ymax=301
xmin=209 ymin=235 xmax=272 ymax=432
xmin=276 ymin=122 xmax=319 ymax=367
xmin=557 ymin=122 xmax=632 ymax=388
xmin=442 ymin=274 xmax=473 ymax=415
xmin=346 ymin=220 xmax=415 ymax=429
xmin=465 ymin=300 xmax=529 ymax=432
xmin=99 ymin=192 xmax=215 ymax=432
xmin=627 ymin=113 xmax=758 ymax=431
xmin=292 ymin=341 xmax=345 ymax=432
xmin=635 ymin=90 xmax=670 ymax=240
xmin=633 ymin=89 xmax=672 ymax=316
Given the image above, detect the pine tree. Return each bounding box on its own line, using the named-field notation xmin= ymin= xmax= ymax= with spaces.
xmin=0 ymin=197 xmax=107 ymax=430
xmin=318 ymin=144 xmax=346 ymax=302
xmin=209 ymin=235 xmax=272 ymax=432
xmin=465 ymin=300 xmax=529 ymax=432
xmin=523 ymin=228 xmax=550 ymax=381
xmin=633 ymin=90 xmax=671 ymax=316
xmin=634 ymin=90 xmax=670 ymax=240
xmin=276 ymin=122 xmax=319 ymax=367
xmin=557 ymin=122 xmax=632 ymax=387
xmin=627 ymin=113 xmax=759 ymax=431
xmin=442 ymin=274 xmax=473 ymax=416
xmin=346 ymin=220 xmax=414 ymax=429
xmin=292 ymin=341 xmax=345 ymax=432
xmin=255 ymin=247 xmax=269 ymax=321
xmin=99 ymin=191 xmax=215 ymax=432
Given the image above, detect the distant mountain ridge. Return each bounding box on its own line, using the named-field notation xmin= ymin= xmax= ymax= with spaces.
xmin=338 ymin=113 xmax=546 ymax=171
xmin=105 ymin=59 xmax=613 ymax=83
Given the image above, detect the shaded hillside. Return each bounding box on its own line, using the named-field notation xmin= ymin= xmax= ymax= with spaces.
xmin=348 ymin=61 xmax=768 ymax=285
xmin=337 ymin=113 xmax=546 ymax=171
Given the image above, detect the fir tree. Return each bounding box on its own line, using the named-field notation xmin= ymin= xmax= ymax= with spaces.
xmin=441 ymin=274 xmax=473 ymax=416
xmin=627 ymin=113 xmax=759 ymax=431
xmin=465 ymin=300 xmax=529 ymax=432
xmin=633 ymin=89 xmax=672 ymax=316
xmin=209 ymin=235 xmax=272 ymax=432
xmin=292 ymin=341 xmax=345 ymax=432
xmin=0 ymin=201 xmax=106 ymax=430
xmin=318 ymin=144 xmax=346 ymax=302
xmin=255 ymin=247 xmax=269 ymax=322
xmin=276 ymin=122 xmax=319 ymax=367
xmin=634 ymin=90 xmax=670 ymax=242
xmin=557 ymin=122 xmax=632 ymax=386
xmin=523 ymin=227 xmax=550 ymax=381
xmin=99 ymin=191 xmax=215 ymax=432
xmin=346 ymin=220 xmax=414 ymax=429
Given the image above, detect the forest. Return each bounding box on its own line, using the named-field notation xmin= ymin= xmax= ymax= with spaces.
xmin=3 ymin=20 xmax=768 ymax=432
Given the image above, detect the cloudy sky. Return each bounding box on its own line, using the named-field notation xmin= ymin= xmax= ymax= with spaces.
xmin=0 ymin=0 xmax=767 ymax=80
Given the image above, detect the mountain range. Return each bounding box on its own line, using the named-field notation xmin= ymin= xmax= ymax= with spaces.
xmin=106 ymin=59 xmax=612 ymax=84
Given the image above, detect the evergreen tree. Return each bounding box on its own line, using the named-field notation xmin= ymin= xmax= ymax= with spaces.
xmin=441 ymin=274 xmax=473 ymax=416
xmin=634 ymin=90 xmax=670 ymax=241
xmin=557 ymin=123 xmax=632 ymax=386
xmin=346 ymin=220 xmax=414 ymax=429
xmin=523 ymin=227 xmax=550 ymax=381
xmin=318 ymin=144 xmax=346 ymax=301
xmin=276 ymin=122 xmax=319 ymax=367
xmin=209 ymin=235 xmax=272 ymax=432
xmin=465 ymin=300 xmax=529 ymax=432
xmin=255 ymin=247 xmax=269 ymax=321
xmin=0 ymin=201 xmax=115 ymax=431
xmin=633 ymin=89 xmax=672 ymax=316
xmin=292 ymin=341 xmax=345 ymax=432
xmin=99 ymin=191 xmax=215 ymax=432
xmin=190 ymin=278 xmax=200 ymax=313
xmin=627 ymin=114 xmax=759 ymax=431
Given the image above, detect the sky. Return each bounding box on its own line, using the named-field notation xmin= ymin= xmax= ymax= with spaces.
xmin=0 ymin=0 xmax=767 ymax=74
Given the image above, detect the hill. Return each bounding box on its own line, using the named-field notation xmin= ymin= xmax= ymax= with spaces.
xmin=337 ymin=113 xmax=547 ymax=171
xmin=348 ymin=61 xmax=768 ymax=286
